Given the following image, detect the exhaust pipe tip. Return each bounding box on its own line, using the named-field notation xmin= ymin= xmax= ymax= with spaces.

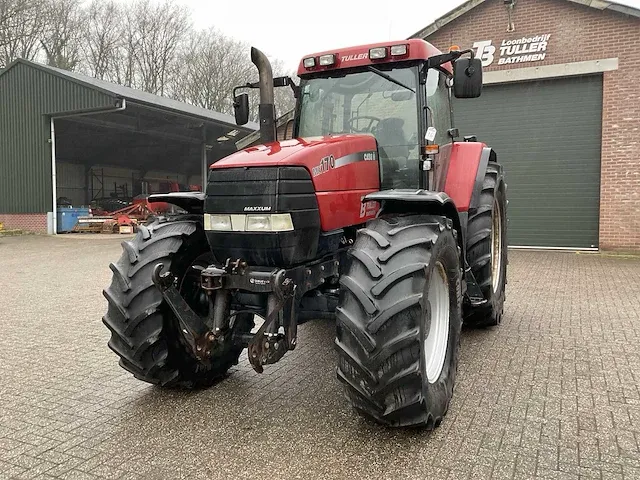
xmin=250 ymin=46 xmax=276 ymax=144
xmin=250 ymin=46 xmax=261 ymax=65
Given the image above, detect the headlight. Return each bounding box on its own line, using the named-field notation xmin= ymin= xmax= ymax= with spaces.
xmin=206 ymin=214 xmax=232 ymax=231
xmin=270 ymin=214 xmax=294 ymax=232
xmin=390 ymin=44 xmax=408 ymax=56
xmin=246 ymin=215 xmax=271 ymax=231
xmin=318 ymin=54 xmax=336 ymax=66
xmin=369 ymin=47 xmax=387 ymax=59
xmin=205 ymin=213 xmax=294 ymax=232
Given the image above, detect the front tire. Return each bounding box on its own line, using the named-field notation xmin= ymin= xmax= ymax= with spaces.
xmin=336 ymin=215 xmax=462 ymax=428
xmin=102 ymin=216 xmax=253 ymax=388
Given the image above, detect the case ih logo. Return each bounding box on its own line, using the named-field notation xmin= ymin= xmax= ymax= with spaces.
xmin=342 ymin=52 xmax=368 ymax=62
xmin=473 ymin=34 xmax=550 ymax=67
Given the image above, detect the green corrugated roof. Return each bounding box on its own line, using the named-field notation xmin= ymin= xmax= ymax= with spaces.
xmin=0 ymin=59 xmax=259 ymax=131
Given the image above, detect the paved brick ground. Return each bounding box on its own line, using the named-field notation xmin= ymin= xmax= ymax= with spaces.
xmin=1 ymin=234 xmax=640 ymax=479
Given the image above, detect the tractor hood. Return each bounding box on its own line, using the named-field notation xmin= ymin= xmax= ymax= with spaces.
xmin=212 ymin=134 xmax=380 ymax=192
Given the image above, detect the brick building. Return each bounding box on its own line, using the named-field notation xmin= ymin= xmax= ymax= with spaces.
xmin=411 ymin=0 xmax=640 ymax=250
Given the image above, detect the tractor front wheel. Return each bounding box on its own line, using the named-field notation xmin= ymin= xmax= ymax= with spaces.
xmin=102 ymin=215 xmax=253 ymax=388
xmin=335 ymin=215 xmax=462 ymax=428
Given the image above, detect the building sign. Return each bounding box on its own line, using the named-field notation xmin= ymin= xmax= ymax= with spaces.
xmin=473 ymin=34 xmax=551 ymax=67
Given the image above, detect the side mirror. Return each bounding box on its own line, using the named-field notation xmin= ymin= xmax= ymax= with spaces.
xmin=233 ymin=92 xmax=249 ymax=125
xmin=453 ymin=57 xmax=483 ymax=98
xmin=273 ymin=76 xmax=289 ymax=87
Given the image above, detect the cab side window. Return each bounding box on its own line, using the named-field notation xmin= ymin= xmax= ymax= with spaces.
xmin=426 ymin=69 xmax=452 ymax=144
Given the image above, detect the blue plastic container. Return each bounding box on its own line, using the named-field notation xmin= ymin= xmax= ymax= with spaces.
xmin=56 ymin=207 xmax=90 ymax=233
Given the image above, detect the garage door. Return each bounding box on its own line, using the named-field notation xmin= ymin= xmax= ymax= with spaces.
xmin=453 ymin=75 xmax=603 ymax=248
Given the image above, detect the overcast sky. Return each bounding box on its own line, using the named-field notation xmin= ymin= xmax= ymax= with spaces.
xmin=176 ymin=0 xmax=640 ymax=70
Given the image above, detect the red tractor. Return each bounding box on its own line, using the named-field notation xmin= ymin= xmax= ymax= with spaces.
xmin=103 ymin=39 xmax=507 ymax=428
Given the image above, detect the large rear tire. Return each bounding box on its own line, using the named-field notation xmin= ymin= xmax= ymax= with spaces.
xmin=336 ymin=215 xmax=462 ymax=428
xmin=102 ymin=216 xmax=253 ymax=388
xmin=465 ymin=162 xmax=507 ymax=327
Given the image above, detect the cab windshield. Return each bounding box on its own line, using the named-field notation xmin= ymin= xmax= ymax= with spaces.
xmin=298 ymin=66 xmax=420 ymax=187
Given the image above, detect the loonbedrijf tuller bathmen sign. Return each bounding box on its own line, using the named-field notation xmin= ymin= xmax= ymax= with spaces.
xmin=473 ymin=34 xmax=551 ymax=67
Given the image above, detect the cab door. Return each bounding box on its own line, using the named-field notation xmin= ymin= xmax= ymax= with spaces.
xmin=425 ymin=69 xmax=454 ymax=191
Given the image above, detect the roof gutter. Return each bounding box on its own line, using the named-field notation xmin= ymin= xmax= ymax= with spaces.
xmin=48 ymin=98 xmax=126 ymax=118
xmin=121 ymin=99 xmax=259 ymax=134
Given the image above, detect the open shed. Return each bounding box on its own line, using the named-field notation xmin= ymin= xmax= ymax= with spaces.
xmin=0 ymin=59 xmax=257 ymax=233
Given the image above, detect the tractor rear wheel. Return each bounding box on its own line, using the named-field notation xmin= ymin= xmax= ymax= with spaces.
xmin=336 ymin=215 xmax=462 ymax=428
xmin=465 ymin=162 xmax=507 ymax=327
xmin=103 ymin=215 xmax=253 ymax=388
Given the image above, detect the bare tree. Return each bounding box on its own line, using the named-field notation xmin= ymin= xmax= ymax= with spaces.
xmin=173 ymin=29 xmax=297 ymax=118
xmin=126 ymin=0 xmax=190 ymax=95
xmin=1 ymin=0 xmax=295 ymax=119
xmin=0 ymin=0 xmax=45 ymax=67
xmin=40 ymin=0 xmax=86 ymax=70
xmin=81 ymin=0 xmax=122 ymax=80
xmin=109 ymin=5 xmax=141 ymax=88
xmin=172 ymin=28 xmax=253 ymax=113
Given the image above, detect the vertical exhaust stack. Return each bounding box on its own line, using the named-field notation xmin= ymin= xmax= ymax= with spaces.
xmin=251 ymin=47 xmax=277 ymax=144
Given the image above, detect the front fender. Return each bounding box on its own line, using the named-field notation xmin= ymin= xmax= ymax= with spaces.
xmin=148 ymin=192 xmax=205 ymax=214
xmin=364 ymin=189 xmax=480 ymax=300
xmin=364 ymin=189 xmax=465 ymax=254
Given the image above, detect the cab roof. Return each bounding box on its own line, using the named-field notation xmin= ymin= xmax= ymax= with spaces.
xmin=297 ymin=39 xmax=450 ymax=76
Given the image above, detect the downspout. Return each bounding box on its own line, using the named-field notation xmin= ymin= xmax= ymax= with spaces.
xmin=251 ymin=47 xmax=276 ymax=144
xmin=201 ymin=125 xmax=208 ymax=190
xmin=49 ymin=99 xmax=127 ymax=234
xmin=50 ymin=117 xmax=57 ymax=235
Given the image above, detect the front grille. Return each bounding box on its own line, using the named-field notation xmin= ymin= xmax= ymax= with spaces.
xmin=205 ymin=166 xmax=317 ymax=214
xmin=204 ymin=166 xmax=321 ymax=267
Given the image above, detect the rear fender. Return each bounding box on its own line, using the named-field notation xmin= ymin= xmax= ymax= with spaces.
xmin=363 ymin=190 xmax=466 ymax=261
xmin=148 ymin=192 xmax=205 ymax=214
xmin=444 ymin=143 xmax=494 ymax=212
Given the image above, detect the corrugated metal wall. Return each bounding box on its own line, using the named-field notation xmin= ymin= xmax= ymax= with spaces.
xmin=56 ymin=162 xmax=86 ymax=206
xmin=0 ymin=62 xmax=116 ymax=213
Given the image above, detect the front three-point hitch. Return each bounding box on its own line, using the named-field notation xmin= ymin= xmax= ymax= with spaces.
xmin=151 ymin=255 xmax=340 ymax=373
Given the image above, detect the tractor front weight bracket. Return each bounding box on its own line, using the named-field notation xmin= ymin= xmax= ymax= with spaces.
xmin=246 ymin=273 xmax=296 ymax=373
xmin=152 ymin=254 xmax=341 ymax=373
xmin=151 ymin=263 xmax=219 ymax=365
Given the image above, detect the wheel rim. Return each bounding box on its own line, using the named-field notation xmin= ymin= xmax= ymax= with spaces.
xmin=424 ymin=261 xmax=450 ymax=384
xmin=491 ymin=200 xmax=503 ymax=293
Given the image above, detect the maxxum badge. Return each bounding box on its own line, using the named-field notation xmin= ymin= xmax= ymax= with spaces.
xmin=244 ymin=206 xmax=272 ymax=212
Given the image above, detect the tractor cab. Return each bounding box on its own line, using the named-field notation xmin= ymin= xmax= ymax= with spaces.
xmin=296 ymin=63 xmax=420 ymax=189
xmin=233 ymin=39 xmax=483 ymax=191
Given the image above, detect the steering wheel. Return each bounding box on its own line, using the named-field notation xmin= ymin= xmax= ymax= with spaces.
xmin=348 ymin=116 xmax=382 ymax=134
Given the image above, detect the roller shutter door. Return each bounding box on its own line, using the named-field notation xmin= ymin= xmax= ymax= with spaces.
xmin=453 ymin=75 xmax=603 ymax=248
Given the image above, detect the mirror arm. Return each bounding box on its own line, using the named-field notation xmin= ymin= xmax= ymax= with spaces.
xmin=288 ymin=78 xmax=301 ymax=99
xmin=427 ymin=48 xmax=475 ymax=70
xmin=233 ymin=83 xmax=258 ymax=98
xmin=234 ymin=77 xmax=300 ymax=99
xmin=276 ymin=76 xmax=301 ymax=99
